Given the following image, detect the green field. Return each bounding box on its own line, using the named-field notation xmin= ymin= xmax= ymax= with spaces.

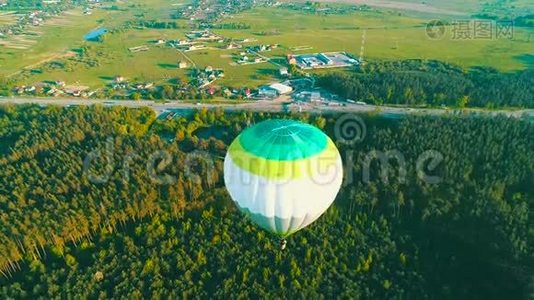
xmin=216 ymin=8 xmax=532 ymax=70
xmin=1 ymin=0 xmax=532 ymax=90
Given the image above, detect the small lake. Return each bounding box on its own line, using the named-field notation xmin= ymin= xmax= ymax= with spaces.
xmin=84 ymin=28 xmax=107 ymax=41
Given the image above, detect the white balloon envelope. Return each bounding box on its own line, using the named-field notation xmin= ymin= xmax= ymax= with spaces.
xmin=224 ymin=119 xmax=343 ymax=237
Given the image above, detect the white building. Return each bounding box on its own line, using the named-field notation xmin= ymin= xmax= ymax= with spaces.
xmin=269 ymin=83 xmax=293 ymax=95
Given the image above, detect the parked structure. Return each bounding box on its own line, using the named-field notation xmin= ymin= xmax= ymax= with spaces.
xmin=289 ymin=52 xmax=359 ymax=70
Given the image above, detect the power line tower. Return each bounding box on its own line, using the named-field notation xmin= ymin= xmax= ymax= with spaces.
xmin=359 ymin=29 xmax=367 ymax=66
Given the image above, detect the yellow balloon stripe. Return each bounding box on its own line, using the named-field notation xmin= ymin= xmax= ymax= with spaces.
xmin=228 ymin=138 xmax=341 ymax=180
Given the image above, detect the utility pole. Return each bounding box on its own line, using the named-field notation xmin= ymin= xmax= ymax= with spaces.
xmin=359 ymin=29 xmax=367 ymax=66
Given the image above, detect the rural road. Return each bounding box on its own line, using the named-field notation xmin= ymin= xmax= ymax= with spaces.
xmin=1 ymin=97 xmax=532 ymax=119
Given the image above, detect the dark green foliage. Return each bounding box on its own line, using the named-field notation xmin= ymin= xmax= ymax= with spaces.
xmin=0 ymin=105 xmax=532 ymax=298
xmin=318 ymin=60 xmax=534 ymax=108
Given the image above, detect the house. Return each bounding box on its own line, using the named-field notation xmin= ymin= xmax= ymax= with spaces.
xmin=178 ymin=61 xmax=188 ymax=69
xmin=128 ymin=45 xmax=149 ymax=52
xmin=135 ymin=82 xmax=154 ymax=90
xmin=226 ymin=42 xmax=241 ymax=49
xmin=205 ymin=66 xmax=213 ymax=72
xmin=287 ymin=55 xmax=297 ymax=65
xmin=64 ymin=85 xmax=89 ymax=96
xmin=257 ymin=83 xmax=293 ymax=99
xmin=257 ymin=87 xmax=279 ymax=98
xmin=310 ymin=92 xmax=322 ymax=102
xmin=47 ymin=87 xmax=58 ymax=95
xmin=223 ymin=88 xmax=233 ymax=97
xmin=186 ymin=44 xmax=206 ymax=51
xmin=114 ymin=76 xmax=125 ymax=83
xmin=279 ymin=67 xmax=289 ymax=77
xmin=15 ymin=86 xmax=25 ymax=94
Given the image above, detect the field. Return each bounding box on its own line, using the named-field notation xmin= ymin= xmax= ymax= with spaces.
xmin=0 ymin=8 xmax=118 ymax=77
xmin=0 ymin=11 xmax=18 ymax=25
xmin=1 ymin=0 xmax=532 ymax=91
xmin=215 ymin=8 xmax=533 ymax=70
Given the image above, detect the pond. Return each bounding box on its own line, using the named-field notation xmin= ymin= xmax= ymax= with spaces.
xmin=84 ymin=28 xmax=107 ymax=41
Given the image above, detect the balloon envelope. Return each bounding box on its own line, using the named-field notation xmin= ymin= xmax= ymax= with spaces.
xmin=224 ymin=119 xmax=343 ymax=237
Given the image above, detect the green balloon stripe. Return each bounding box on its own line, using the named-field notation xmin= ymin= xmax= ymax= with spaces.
xmin=238 ymin=119 xmax=328 ymax=161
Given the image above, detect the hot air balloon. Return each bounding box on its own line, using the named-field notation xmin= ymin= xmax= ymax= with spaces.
xmin=224 ymin=119 xmax=343 ymax=249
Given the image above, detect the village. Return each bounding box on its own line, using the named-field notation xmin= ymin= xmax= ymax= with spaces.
xmin=4 ymin=0 xmax=363 ymax=110
xmin=0 ymin=0 xmax=101 ymax=37
xmin=174 ymin=0 xmax=278 ymax=24
xmin=11 ymin=14 xmax=362 ymax=108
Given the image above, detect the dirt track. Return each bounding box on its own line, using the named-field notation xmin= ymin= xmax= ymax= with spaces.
xmin=293 ymin=0 xmax=466 ymax=16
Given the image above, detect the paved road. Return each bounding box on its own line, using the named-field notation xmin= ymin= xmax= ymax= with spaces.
xmin=1 ymin=97 xmax=532 ymax=119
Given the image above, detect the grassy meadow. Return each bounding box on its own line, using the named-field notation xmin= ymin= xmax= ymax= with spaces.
xmin=1 ymin=1 xmax=532 ymax=90
xmin=215 ymin=7 xmax=533 ymax=70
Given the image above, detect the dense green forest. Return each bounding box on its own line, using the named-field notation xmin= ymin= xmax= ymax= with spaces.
xmin=0 ymin=105 xmax=532 ymax=298
xmin=318 ymin=60 xmax=534 ymax=108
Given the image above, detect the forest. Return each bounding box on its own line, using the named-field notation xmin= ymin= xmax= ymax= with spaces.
xmin=318 ymin=60 xmax=534 ymax=108
xmin=0 ymin=104 xmax=532 ymax=298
